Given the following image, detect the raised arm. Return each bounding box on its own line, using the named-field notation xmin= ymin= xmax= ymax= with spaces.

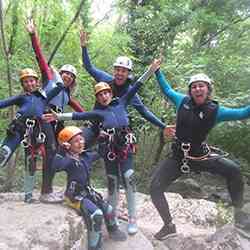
xmin=155 ymin=70 xmax=185 ymax=110
xmin=121 ymin=61 xmax=166 ymax=129
xmin=26 ymin=19 xmax=53 ymax=82
xmin=80 ymin=29 xmax=113 ymax=82
xmin=216 ymin=105 xmax=250 ymax=123
xmin=130 ymin=94 xmax=166 ymax=129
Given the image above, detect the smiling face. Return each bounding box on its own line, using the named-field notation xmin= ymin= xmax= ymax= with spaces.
xmin=96 ymin=89 xmax=113 ymax=106
xmin=61 ymin=71 xmax=75 ymax=87
xmin=113 ymin=66 xmax=129 ymax=86
xmin=69 ymin=133 xmax=85 ymax=154
xmin=189 ymin=81 xmax=210 ymax=105
xmin=21 ymin=76 xmax=39 ymax=92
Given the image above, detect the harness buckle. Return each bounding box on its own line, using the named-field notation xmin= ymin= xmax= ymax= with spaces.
xmin=55 ymin=106 xmax=62 ymax=113
xmin=36 ymin=132 xmax=46 ymax=143
xmin=106 ymin=128 xmax=115 ymax=136
xmin=125 ymin=133 xmax=137 ymax=144
xmin=181 ymin=143 xmax=191 ymax=153
xmin=21 ymin=138 xmax=29 ymax=148
xmin=14 ymin=113 xmax=22 ymax=120
xmin=107 ymin=151 xmax=116 ymax=161
xmin=26 ymin=119 xmax=35 ymax=128
xmin=180 ymin=157 xmax=190 ymax=173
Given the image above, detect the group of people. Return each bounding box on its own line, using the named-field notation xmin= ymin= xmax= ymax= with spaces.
xmin=0 ymin=19 xmax=250 ymax=250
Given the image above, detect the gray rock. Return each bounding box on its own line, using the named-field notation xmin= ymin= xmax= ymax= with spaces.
xmin=0 ymin=192 xmax=87 ymax=250
xmin=2 ymin=190 xmax=249 ymax=250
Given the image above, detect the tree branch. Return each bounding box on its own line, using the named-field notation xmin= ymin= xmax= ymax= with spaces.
xmin=8 ymin=1 xmax=19 ymax=55
xmin=0 ymin=0 xmax=14 ymax=103
xmin=199 ymin=15 xmax=250 ymax=49
xmin=0 ymin=0 xmax=9 ymax=57
xmin=48 ymin=0 xmax=86 ymax=65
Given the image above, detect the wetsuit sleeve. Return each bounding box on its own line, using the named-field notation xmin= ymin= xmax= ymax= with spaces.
xmin=30 ymin=32 xmax=53 ymax=82
xmin=57 ymin=111 xmax=103 ymax=123
xmin=122 ymin=68 xmax=166 ymax=129
xmin=81 ymin=46 xmax=114 ymax=82
xmin=123 ymin=67 xmax=155 ymax=103
xmin=0 ymin=95 xmax=22 ymax=109
xmin=216 ymin=105 xmax=250 ymax=123
xmin=130 ymin=94 xmax=166 ymax=129
xmin=68 ymin=98 xmax=85 ymax=112
xmin=155 ymin=70 xmax=185 ymax=110
xmin=51 ymin=153 xmax=71 ymax=172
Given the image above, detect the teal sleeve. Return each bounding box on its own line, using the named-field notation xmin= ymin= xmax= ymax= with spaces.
xmin=155 ymin=70 xmax=185 ymax=110
xmin=216 ymin=105 xmax=250 ymax=123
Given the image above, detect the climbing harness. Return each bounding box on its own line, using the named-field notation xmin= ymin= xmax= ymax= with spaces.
xmin=179 ymin=142 xmax=228 ymax=174
xmin=180 ymin=143 xmax=191 ymax=174
xmin=98 ymin=127 xmax=137 ymax=162
xmin=17 ymin=117 xmax=47 ymax=202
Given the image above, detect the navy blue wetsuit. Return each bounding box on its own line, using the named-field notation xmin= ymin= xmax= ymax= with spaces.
xmin=81 ymin=46 xmax=165 ymax=147
xmin=0 ymin=76 xmax=65 ymax=169
xmin=150 ymin=70 xmax=249 ymax=226
xmin=59 ymin=74 xmax=152 ymax=221
xmin=52 ymin=149 xmax=119 ymax=249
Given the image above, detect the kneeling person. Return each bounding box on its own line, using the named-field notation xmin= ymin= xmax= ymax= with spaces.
xmin=53 ymin=126 xmax=127 ymax=250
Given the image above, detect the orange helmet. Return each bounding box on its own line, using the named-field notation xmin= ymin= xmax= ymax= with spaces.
xmin=57 ymin=126 xmax=82 ymax=145
xmin=19 ymin=68 xmax=38 ymax=81
xmin=94 ymin=82 xmax=111 ymax=95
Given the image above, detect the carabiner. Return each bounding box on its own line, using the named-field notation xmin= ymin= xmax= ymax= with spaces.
xmin=180 ymin=159 xmax=190 ymax=174
xmin=36 ymin=132 xmax=46 ymax=143
xmin=125 ymin=133 xmax=137 ymax=144
xmin=21 ymin=138 xmax=29 ymax=148
xmin=107 ymin=151 xmax=116 ymax=161
xmin=26 ymin=119 xmax=35 ymax=128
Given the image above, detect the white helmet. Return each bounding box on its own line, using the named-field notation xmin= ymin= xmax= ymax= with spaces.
xmin=113 ymin=56 xmax=133 ymax=70
xmin=188 ymin=73 xmax=212 ymax=87
xmin=59 ymin=64 xmax=77 ymax=78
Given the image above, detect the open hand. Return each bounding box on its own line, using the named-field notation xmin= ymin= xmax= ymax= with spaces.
xmin=26 ymin=18 xmax=36 ymax=34
xmin=163 ymin=124 xmax=176 ymax=139
xmin=42 ymin=110 xmax=58 ymax=123
xmin=80 ymin=28 xmax=88 ymax=47
xmin=149 ymin=58 xmax=162 ymax=73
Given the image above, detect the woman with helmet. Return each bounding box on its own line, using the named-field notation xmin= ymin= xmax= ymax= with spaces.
xmin=26 ymin=19 xmax=85 ymax=203
xmin=0 ymin=68 xmax=66 ymax=202
xmin=26 ymin=19 xmax=84 ymax=113
xmin=79 ymin=29 xmax=170 ymax=146
xmin=150 ymin=59 xmax=250 ymax=240
xmin=52 ymin=126 xmax=127 ymax=250
xmin=44 ymin=61 xmax=161 ymax=235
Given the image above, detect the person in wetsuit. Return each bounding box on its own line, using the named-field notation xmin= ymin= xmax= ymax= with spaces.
xmin=150 ymin=59 xmax=250 ymax=240
xmin=0 ymin=68 xmax=65 ymax=202
xmin=26 ymin=19 xmax=85 ymax=203
xmin=53 ymin=126 xmax=127 ymax=250
xmin=44 ymin=61 xmax=163 ymax=235
xmin=79 ymin=29 xmax=167 ymax=147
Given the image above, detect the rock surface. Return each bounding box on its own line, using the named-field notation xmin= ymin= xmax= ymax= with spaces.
xmin=0 ymin=193 xmax=87 ymax=250
xmin=1 ymin=191 xmax=250 ymax=250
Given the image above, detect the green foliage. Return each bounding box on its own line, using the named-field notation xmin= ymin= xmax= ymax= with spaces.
xmin=115 ymin=0 xmax=250 ymax=182
xmin=1 ymin=0 xmax=250 ymax=191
